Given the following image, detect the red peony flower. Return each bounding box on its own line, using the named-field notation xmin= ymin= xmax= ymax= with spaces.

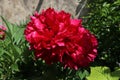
xmin=24 ymin=8 xmax=98 ymax=70
xmin=0 ymin=25 xmax=6 ymax=40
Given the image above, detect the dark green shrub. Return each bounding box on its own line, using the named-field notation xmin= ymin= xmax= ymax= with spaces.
xmin=83 ymin=0 xmax=120 ymax=70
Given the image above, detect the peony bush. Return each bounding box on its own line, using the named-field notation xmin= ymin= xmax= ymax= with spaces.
xmin=0 ymin=8 xmax=98 ymax=80
xmin=24 ymin=8 xmax=98 ymax=70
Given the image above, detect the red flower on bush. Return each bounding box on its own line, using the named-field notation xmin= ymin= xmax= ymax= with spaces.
xmin=0 ymin=25 xmax=6 ymax=40
xmin=24 ymin=8 xmax=98 ymax=70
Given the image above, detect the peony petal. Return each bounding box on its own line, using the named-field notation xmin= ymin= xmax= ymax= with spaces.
xmin=70 ymin=19 xmax=82 ymax=27
xmin=57 ymin=42 xmax=65 ymax=46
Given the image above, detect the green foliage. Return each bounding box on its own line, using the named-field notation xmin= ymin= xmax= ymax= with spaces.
xmin=83 ymin=0 xmax=120 ymax=70
xmin=0 ymin=17 xmax=28 ymax=80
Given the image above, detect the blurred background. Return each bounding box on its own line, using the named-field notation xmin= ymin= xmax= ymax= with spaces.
xmin=0 ymin=0 xmax=88 ymax=23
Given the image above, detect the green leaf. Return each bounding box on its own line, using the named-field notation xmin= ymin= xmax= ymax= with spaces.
xmin=78 ymin=71 xmax=84 ymax=80
xmin=12 ymin=26 xmax=25 ymax=45
xmin=83 ymin=70 xmax=89 ymax=76
xmin=87 ymin=66 xmax=120 ymax=80
xmin=77 ymin=69 xmax=89 ymax=80
xmin=11 ymin=64 xmax=19 ymax=72
xmin=0 ymin=48 xmax=4 ymax=56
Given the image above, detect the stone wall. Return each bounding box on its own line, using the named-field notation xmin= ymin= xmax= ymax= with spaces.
xmin=0 ymin=0 xmax=88 ymax=24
